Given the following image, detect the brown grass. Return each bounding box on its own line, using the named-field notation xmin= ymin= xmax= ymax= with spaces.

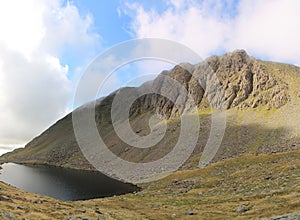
xmin=1 ymin=150 xmax=300 ymax=219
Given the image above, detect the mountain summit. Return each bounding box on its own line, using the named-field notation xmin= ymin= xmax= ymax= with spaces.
xmin=130 ymin=49 xmax=290 ymax=120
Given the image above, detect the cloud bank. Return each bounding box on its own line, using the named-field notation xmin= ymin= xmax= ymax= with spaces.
xmin=0 ymin=0 xmax=99 ymax=146
xmin=125 ymin=0 xmax=300 ymax=65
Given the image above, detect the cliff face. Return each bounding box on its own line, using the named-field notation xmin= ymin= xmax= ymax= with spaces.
xmin=1 ymin=50 xmax=299 ymax=170
xmin=131 ymin=50 xmax=289 ymax=120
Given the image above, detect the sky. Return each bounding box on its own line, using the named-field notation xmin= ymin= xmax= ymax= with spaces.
xmin=1 ymin=0 xmax=300 ymax=154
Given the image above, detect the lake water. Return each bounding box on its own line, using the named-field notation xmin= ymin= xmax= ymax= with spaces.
xmin=0 ymin=163 xmax=139 ymax=201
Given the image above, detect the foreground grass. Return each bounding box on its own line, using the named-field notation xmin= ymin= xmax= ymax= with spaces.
xmin=1 ymin=150 xmax=300 ymax=219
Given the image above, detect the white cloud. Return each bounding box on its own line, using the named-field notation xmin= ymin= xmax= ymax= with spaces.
xmin=228 ymin=0 xmax=300 ymax=64
xmin=41 ymin=1 xmax=100 ymax=57
xmin=165 ymin=0 xmax=187 ymax=9
xmin=0 ymin=0 xmax=99 ymax=146
xmin=0 ymin=0 xmax=45 ymax=59
xmin=0 ymin=46 xmax=70 ymax=145
xmin=125 ymin=0 xmax=231 ymax=58
xmin=124 ymin=0 xmax=300 ymax=64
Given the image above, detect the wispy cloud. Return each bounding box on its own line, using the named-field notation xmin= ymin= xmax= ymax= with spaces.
xmin=123 ymin=0 xmax=300 ymax=64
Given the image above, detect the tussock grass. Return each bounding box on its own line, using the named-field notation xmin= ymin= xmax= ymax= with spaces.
xmin=1 ymin=150 xmax=300 ymax=219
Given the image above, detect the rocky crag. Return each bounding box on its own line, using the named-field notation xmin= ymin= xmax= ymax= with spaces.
xmin=133 ymin=50 xmax=290 ymax=119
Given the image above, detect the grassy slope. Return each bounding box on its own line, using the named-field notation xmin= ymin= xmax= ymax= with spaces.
xmin=2 ymin=100 xmax=300 ymax=172
xmin=1 ymin=150 xmax=300 ymax=219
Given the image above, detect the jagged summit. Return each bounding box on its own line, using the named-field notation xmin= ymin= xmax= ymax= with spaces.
xmin=127 ymin=49 xmax=290 ymax=119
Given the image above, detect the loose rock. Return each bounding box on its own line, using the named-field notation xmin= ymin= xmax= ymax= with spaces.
xmin=185 ymin=209 xmax=195 ymax=215
xmin=171 ymin=213 xmax=177 ymax=218
xmin=236 ymin=204 xmax=248 ymax=214
xmin=0 ymin=195 xmax=13 ymax=202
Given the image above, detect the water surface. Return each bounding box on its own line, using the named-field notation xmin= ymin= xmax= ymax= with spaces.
xmin=0 ymin=163 xmax=138 ymax=201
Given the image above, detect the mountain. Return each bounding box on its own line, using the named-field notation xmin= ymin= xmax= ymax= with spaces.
xmin=1 ymin=50 xmax=300 ymax=174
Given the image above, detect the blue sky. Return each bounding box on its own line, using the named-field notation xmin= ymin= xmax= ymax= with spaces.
xmin=1 ymin=0 xmax=300 ymax=152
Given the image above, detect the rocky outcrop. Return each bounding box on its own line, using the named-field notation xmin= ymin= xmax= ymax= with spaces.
xmin=131 ymin=50 xmax=290 ymax=119
xmin=212 ymin=50 xmax=289 ymax=110
xmin=260 ymin=212 xmax=300 ymax=220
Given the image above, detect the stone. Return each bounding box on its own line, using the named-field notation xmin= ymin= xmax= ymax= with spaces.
xmin=17 ymin=206 xmax=29 ymax=211
xmin=80 ymin=217 xmax=94 ymax=220
xmin=33 ymin=199 xmax=43 ymax=204
xmin=171 ymin=213 xmax=177 ymax=218
xmin=150 ymin=204 xmax=160 ymax=209
xmin=5 ymin=212 xmax=16 ymax=219
xmin=185 ymin=209 xmax=194 ymax=215
xmin=95 ymin=208 xmax=103 ymax=214
xmin=76 ymin=208 xmax=86 ymax=213
xmin=260 ymin=212 xmax=300 ymax=220
xmin=98 ymin=214 xmax=105 ymax=220
xmin=0 ymin=195 xmax=13 ymax=202
xmin=236 ymin=204 xmax=248 ymax=214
